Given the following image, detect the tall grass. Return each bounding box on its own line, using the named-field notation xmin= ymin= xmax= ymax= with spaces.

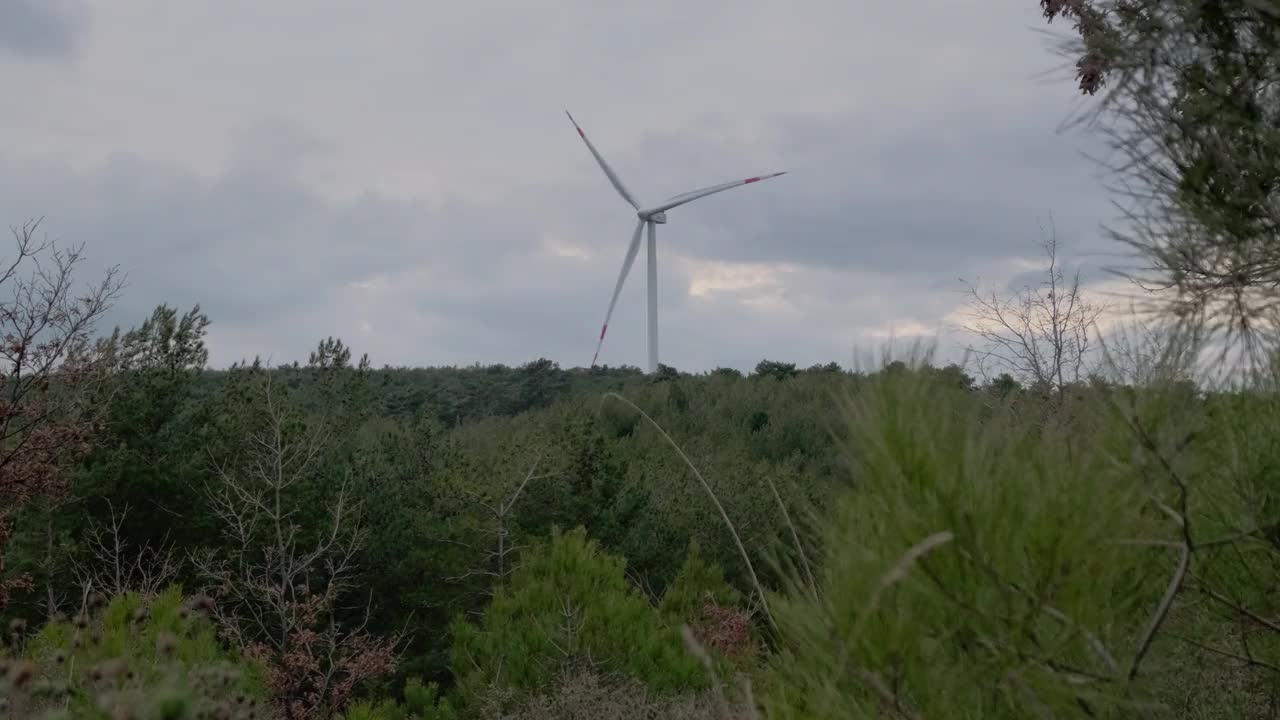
xmin=741 ymin=328 xmax=1280 ymax=717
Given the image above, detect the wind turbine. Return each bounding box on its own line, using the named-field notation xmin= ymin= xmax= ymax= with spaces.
xmin=566 ymin=110 xmax=786 ymax=373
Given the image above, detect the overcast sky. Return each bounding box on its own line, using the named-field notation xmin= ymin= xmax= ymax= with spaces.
xmin=0 ymin=0 xmax=1126 ymax=372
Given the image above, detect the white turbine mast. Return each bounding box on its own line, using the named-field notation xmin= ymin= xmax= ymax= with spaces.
xmin=566 ymin=109 xmax=786 ymax=374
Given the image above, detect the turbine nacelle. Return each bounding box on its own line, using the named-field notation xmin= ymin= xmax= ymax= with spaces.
xmin=640 ymin=210 xmax=668 ymax=224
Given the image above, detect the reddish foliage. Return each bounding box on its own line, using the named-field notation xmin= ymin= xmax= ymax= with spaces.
xmin=0 ymin=218 xmax=121 ymax=610
xmin=1039 ymin=0 xmax=1113 ymax=95
xmin=690 ymin=600 xmax=758 ymax=664
xmin=194 ymin=376 xmax=401 ymax=719
xmin=0 ymin=515 xmax=35 ymax=607
xmin=243 ymin=594 xmax=400 ymax=720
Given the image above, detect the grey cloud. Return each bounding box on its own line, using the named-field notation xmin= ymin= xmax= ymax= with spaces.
xmin=0 ymin=130 xmax=690 ymax=368
xmin=231 ymin=120 xmax=332 ymax=177
xmin=0 ymin=126 xmax=547 ymax=365
xmin=0 ymin=130 xmax=962 ymax=371
xmin=0 ymin=98 xmax=1114 ymax=371
xmin=611 ymin=107 xmax=1114 ymax=279
xmin=0 ymin=0 xmax=89 ymax=59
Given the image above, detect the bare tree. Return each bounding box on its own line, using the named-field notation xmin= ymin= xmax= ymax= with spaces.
xmin=191 ymin=375 xmax=398 ymax=720
xmin=1091 ymin=307 xmax=1207 ymax=389
xmin=70 ymin=499 xmax=180 ymax=599
xmin=0 ymin=217 xmax=122 ymax=610
xmin=960 ymin=228 xmax=1108 ymax=393
xmin=445 ymin=457 xmax=556 ymax=600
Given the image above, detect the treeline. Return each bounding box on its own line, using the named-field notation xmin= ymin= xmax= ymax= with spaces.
xmin=192 ymin=350 xmax=952 ymax=428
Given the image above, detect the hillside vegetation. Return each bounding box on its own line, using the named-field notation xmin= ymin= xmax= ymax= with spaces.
xmin=5 ymin=314 xmax=1280 ymax=718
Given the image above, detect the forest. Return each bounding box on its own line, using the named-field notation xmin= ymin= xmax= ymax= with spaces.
xmin=4 ymin=1 xmax=1280 ymax=718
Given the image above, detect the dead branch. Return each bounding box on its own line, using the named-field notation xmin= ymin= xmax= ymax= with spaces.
xmin=191 ymin=373 xmax=396 ymax=719
xmin=70 ymin=499 xmax=180 ymax=599
xmin=446 ymin=458 xmax=555 ymax=595
xmin=961 ymin=226 xmax=1107 ymax=395
xmin=0 ymin=218 xmax=123 ymax=609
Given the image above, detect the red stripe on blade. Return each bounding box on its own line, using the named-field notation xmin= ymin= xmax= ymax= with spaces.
xmin=599 ymin=324 xmax=607 ymax=340
xmin=744 ymin=177 xmax=761 ymax=183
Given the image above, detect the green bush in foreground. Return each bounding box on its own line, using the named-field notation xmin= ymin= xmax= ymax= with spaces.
xmin=448 ymin=526 xmax=705 ymax=711
xmin=0 ymin=586 xmax=266 ymax=719
xmin=472 ymin=668 xmax=745 ymax=720
xmin=760 ymin=368 xmax=1174 ymax=718
xmin=658 ymin=540 xmax=742 ymax=624
xmin=339 ymin=677 xmax=457 ymax=720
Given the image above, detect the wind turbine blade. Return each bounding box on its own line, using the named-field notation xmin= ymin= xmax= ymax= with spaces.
xmin=591 ymin=219 xmax=647 ymax=367
xmin=644 ymin=171 xmax=786 ymax=215
xmin=565 ymin=110 xmax=641 ymax=211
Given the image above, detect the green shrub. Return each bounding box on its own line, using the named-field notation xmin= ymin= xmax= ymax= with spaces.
xmin=474 ymin=668 xmax=745 ymax=720
xmin=0 ymin=586 xmax=266 ymax=719
xmin=338 ymin=678 xmax=456 ymax=720
xmin=659 ymin=540 xmax=742 ymax=623
xmin=340 ymin=699 xmax=406 ymax=720
xmin=448 ymin=526 xmax=704 ymax=710
xmin=760 ymin=366 xmax=1170 ymax=718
